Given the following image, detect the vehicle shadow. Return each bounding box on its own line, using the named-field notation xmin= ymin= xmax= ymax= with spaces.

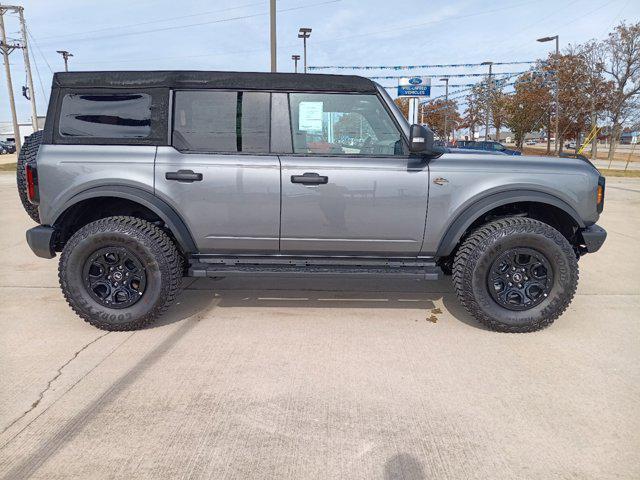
xmin=155 ymin=275 xmax=488 ymax=331
xmin=383 ymin=453 xmax=426 ymax=480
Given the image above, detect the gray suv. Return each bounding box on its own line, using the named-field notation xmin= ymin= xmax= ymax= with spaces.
xmin=18 ymin=71 xmax=606 ymax=332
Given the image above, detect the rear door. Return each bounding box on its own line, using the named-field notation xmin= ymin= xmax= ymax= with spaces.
xmin=155 ymin=90 xmax=281 ymax=254
xmin=278 ymin=92 xmax=429 ymax=256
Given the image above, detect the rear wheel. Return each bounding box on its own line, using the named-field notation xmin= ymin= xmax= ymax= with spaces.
xmin=452 ymin=217 xmax=578 ymax=332
xmin=59 ymin=216 xmax=183 ymax=331
xmin=16 ymin=130 xmax=43 ymax=223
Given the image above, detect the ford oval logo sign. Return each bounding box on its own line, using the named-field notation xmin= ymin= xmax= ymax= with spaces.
xmin=408 ymin=77 xmax=422 ymax=85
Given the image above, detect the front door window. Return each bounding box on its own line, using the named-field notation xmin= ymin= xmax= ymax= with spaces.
xmin=289 ymin=93 xmax=405 ymax=156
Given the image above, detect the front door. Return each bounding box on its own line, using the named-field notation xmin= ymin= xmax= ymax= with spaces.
xmin=279 ymin=92 xmax=429 ymax=256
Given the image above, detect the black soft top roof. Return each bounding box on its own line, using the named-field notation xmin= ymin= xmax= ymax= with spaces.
xmin=52 ymin=70 xmax=378 ymax=93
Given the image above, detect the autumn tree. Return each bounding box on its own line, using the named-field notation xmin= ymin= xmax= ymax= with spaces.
xmin=394 ymin=97 xmax=409 ymax=119
xmin=505 ymin=72 xmax=552 ymax=148
xmin=489 ymin=88 xmax=509 ymax=141
xmin=420 ymin=99 xmax=462 ymax=140
xmin=461 ymin=87 xmax=484 ymax=139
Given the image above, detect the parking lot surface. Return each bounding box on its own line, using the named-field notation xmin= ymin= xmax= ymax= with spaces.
xmin=0 ymin=172 xmax=638 ymax=479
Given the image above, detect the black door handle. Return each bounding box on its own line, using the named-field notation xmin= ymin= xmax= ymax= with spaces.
xmin=291 ymin=172 xmax=328 ymax=185
xmin=165 ymin=170 xmax=203 ymax=183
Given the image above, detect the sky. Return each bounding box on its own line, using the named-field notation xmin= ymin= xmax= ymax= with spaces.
xmin=1 ymin=0 xmax=639 ymax=123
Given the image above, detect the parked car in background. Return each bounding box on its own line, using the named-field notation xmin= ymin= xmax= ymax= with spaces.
xmin=565 ymin=141 xmax=577 ymax=149
xmin=525 ymin=139 xmax=537 ymax=146
xmin=455 ymin=140 xmax=522 ymax=156
xmin=0 ymin=140 xmax=16 ymax=154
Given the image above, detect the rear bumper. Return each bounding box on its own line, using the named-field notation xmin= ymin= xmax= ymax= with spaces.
xmin=26 ymin=225 xmax=56 ymax=259
xmin=580 ymin=224 xmax=607 ymax=253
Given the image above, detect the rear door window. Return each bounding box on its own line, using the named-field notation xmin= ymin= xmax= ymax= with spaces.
xmin=172 ymin=91 xmax=271 ymax=153
xmin=59 ymin=93 xmax=151 ymax=138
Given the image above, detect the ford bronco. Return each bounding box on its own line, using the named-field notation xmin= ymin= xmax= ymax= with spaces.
xmin=18 ymin=71 xmax=606 ymax=332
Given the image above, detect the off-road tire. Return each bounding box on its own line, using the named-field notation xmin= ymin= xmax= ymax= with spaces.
xmin=16 ymin=130 xmax=43 ymax=223
xmin=452 ymin=217 xmax=578 ymax=333
xmin=59 ymin=216 xmax=183 ymax=331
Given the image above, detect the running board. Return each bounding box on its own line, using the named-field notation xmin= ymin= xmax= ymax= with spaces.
xmin=188 ymin=256 xmax=441 ymax=280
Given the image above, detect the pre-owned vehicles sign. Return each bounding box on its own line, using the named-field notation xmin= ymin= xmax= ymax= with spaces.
xmin=398 ymin=77 xmax=431 ymax=97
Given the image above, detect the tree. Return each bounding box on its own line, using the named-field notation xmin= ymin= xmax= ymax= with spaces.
xmin=489 ymin=88 xmax=509 ymax=141
xmin=420 ymin=99 xmax=462 ymax=139
xmin=394 ymin=97 xmax=409 ymax=120
xmin=461 ymin=87 xmax=484 ymax=139
xmin=505 ymin=72 xmax=552 ymax=148
xmin=574 ymin=41 xmax=615 ymax=158
xmin=597 ymin=21 xmax=640 ymax=160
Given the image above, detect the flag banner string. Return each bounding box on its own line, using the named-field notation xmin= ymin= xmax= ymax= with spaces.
xmin=367 ymin=71 xmax=526 ymax=80
xmin=383 ymin=70 xmax=554 ymax=100
xmin=308 ymin=61 xmax=537 ymax=71
xmin=410 ymin=78 xmax=556 ymax=116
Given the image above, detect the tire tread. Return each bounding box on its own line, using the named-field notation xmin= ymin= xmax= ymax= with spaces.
xmin=452 ymin=217 xmax=579 ymax=333
xmin=58 ymin=216 xmax=183 ymax=331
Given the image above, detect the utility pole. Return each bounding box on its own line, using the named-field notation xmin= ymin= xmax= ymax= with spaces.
xmin=481 ymin=61 xmax=493 ymax=141
xmin=537 ymin=35 xmax=559 ymax=153
xmin=56 ymin=50 xmax=73 ymax=71
xmin=298 ymin=27 xmax=311 ymax=73
xmin=292 ymin=54 xmax=300 ymax=73
xmin=440 ymin=77 xmax=449 ymax=143
xmin=17 ymin=6 xmax=38 ymax=131
xmin=269 ymin=0 xmax=276 ymax=72
xmin=0 ymin=6 xmax=21 ymax=152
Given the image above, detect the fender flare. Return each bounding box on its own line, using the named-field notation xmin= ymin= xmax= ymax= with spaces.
xmin=52 ymin=185 xmax=197 ymax=253
xmin=435 ymin=190 xmax=585 ymax=257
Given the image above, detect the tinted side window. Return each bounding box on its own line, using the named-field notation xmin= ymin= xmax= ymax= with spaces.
xmin=173 ymin=91 xmax=270 ymax=153
xmin=289 ymin=93 xmax=404 ymax=156
xmin=59 ymin=93 xmax=151 ymax=138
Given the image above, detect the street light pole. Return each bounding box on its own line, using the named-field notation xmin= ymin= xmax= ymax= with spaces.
xmin=292 ymin=54 xmax=300 ymax=73
xmin=298 ymin=27 xmax=311 ymax=73
xmin=537 ymin=35 xmax=559 ymax=153
xmin=269 ymin=0 xmax=276 ymax=72
xmin=481 ymin=61 xmax=493 ymax=141
xmin=56 ymin=50 xmax=73 ymax=71
xmin=440 ymin=77 xmax=449 ymax=143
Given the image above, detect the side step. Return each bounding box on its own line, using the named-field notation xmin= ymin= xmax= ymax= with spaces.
xmin=188 ymin=257 xmax=442 ymax=280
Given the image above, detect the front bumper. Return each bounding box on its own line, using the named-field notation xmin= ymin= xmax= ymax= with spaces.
xmin=26 ymin=225 xmax=56 ymax=259
xmin=580 ymin=224 xmax=607 ymax=253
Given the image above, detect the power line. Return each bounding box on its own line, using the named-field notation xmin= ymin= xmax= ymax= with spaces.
xmin=37 ymin=1 xmax=268 ymax=41
xmin=301 ymin=0 xmax=540 ymax=51
xmin=26 ymin=26 xmax=53 ymax=73
xmin=39 ymin=0 xmax=341 ymax=44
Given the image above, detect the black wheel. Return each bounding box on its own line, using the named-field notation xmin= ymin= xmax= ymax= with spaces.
xmin=16 ymin=130 xmax=43 ymax=223
xmin=452 ymin=217 xmax=578 ymax=333
xmin=59 ymin=216 xmax=183 ymax=331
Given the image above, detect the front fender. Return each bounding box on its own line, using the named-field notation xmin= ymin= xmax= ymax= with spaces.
xmin=434 ymin=190 xmax=585 ymax=257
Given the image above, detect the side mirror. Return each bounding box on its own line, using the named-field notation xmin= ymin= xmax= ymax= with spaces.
xmin=409 ymin=124 xmax=435 ymax=154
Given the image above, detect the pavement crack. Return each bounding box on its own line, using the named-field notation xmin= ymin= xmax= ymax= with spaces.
xmin=0 ymin=332 xmax=110 ymax=436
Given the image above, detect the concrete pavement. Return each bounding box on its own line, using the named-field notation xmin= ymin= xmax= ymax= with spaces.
xmin=0 ymin=172 xmax=638 ymax=479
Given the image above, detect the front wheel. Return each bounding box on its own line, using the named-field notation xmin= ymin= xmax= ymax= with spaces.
xmin=59 ymin=216 xmax=183 ymax=331
xmin=452 ymin=217 xmax=578 ymax=333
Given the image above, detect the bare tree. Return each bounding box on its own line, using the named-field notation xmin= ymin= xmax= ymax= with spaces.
xmin=598 ymin=22 xmax=640 ymax=160
xmin=462 ymin=86 xmax=485 ymax=140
